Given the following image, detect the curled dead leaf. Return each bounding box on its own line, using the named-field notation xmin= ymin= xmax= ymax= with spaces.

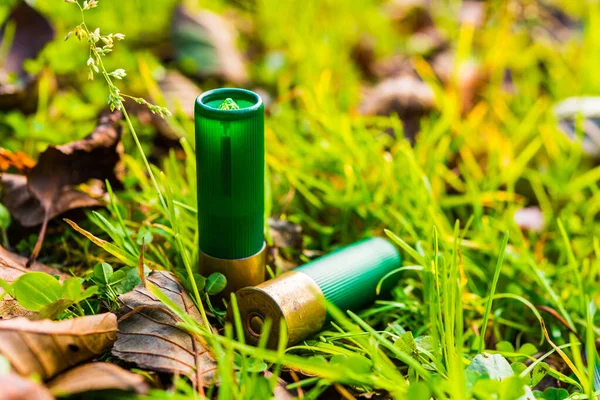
xmin=47 ymin=362 xmax=148 ymax=397
xmin=384 ymin=0 xmax=430 ymax=31
xmin=1 ymin=174 xmax=101 ymax=229
xmin=267 ymin=218 xmax=303 ymax=272
xmin=268 ymin=218 xmax=302 ymax=250
xmin=0 ymin=2 xmax=54 ymax=112
xmin=27 ymin=111 xmax=123 ymax=209
xmin=0 ymin=111 xmax=123 ymax=266
xmin=171 ymin=7 xmax=247 ymax=84
xmin=360 ymin=75 xmax=435 ymax=117
xmin=360 ymin=75 xmax=435 ymax=140
xmin=0 ymin=313 xmax=117 ymax=380
xmin=0 ymin=374 xmax=54 ymax=400
xmin=112 ymin=271 xmax=217 ymax=388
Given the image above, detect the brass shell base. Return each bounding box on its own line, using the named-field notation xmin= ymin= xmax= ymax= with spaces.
xmin=199 ymin=242 xmax=266 ymax=297
xmin=231 ymin=271 xmax=326 ymax=349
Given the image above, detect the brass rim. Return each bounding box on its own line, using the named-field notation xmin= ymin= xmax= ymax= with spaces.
xmin=199 ymin=242 xmax=266 ymax=297
xmin=230 ymin=271 xmax=327 ymax=349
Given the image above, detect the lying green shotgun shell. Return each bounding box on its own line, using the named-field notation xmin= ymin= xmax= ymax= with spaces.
xmin=232 ymin=237 xmax=401 ymax=348
xmin=195 ymin=88 xmax=266 ymax=295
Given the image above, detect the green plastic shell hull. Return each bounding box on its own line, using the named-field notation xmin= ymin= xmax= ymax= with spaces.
xmin=195 ymin=88 xmax=265 ymax=259
xmin=298 ymin=237 xmax=401 ymax=312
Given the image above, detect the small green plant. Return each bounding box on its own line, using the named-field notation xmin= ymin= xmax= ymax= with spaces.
xmin=0 ymin=272 xmax=97 ymax=318
xmin=89 ymin=262 xmax=142 ymax=306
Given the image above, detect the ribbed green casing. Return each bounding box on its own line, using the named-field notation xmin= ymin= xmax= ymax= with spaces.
xmin=297 ymin=237 xmax=401 ymax=312
xmin=195 ymin=88 xmax=264 ymax=259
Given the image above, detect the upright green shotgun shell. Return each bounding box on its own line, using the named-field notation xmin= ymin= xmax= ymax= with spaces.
xmin=195 ymin=88 xmax=266 ymax=295
xmin=233 ymin=237 xmax=401 ymax=348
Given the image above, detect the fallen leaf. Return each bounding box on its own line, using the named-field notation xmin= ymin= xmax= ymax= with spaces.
xmin=0 ymin=374 xmax=54 ymax=400
xmin=47 ymin=362 xmax=148 ymax=397
xmin=384 ymin=0 xmax=430 ymax=31
xmin=360 ymin=74 xmax=435 ymax=140
xmin=351 ymin=36 xmax=377 ymax=79
xmin=0 ymin=2 xmax=53 ymax=78
xmin=27 ymin=110 xmax=122 ymax=216
xmin=0 ymin=148 xmax=35 ymax=173
xmin=0 ymin=246 xmax=67 ymax=279
xmin=264 ymin=371 xmax=296 ymax=400
xmin=1 ymin=174 xmax=101 ymax=228
xmin=384 ymin=0 xmax=445 ymax=55
xmin=0 ymin=2 xmax=54 ymax=112
xmin=112 ymin=270 xmax=216 ymax=388
xmin=371 ymin=55 xmax=414 ymax=81
xmin=171 ymin=7 xmax=247 ymax=84
xmin=0 ymin=245 xmax=69 ymax=320
xmin=0 ymin=313 xmax=117 ymax=380
xmin=268 ymin=218 xmax=303 ymax=250
xmin=1 ymin=111 xmax=123 ymax=265
xmin=267 ymin=218 xmax=303 ymax=272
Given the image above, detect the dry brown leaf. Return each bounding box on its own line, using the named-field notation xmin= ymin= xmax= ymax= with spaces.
xmin=264 ymin=371 xmax=297 ymax=400
xmin=0 ymin=245 xmax=69 ymax=320
xmin=384 ymin=0 xmax=429 ymax=29
xmin=1 ymin=174 xmax=101 ymax=229
xmin=268 ymin=218 xmax=302 ymax=250
xmin=27 ymin=110 xmax=122 ymax=216
xmin=359 ymin=75 xmax=435 ymax=140
xmin=47 ymin=362 xmax=148 ymax=397
xmin=171 ymin=7 xmax=247 ymax=84
xmin=384 ymin=0 xmax=445 ymax=56
xmin=0 ymin=111 xmax=123 ymax=266
xmin=0 ymin=374 xmax=54 ymax=400
xmin=0 ymin=313 xmax=117 ymax=380
xmin=0 ymin=2 xmax=54 ymax=112
xmin=0 ymin=298 xmax=29 ymax=320
xmin=360 ymin=75 xmax=435 ymax=117
xmin=112 ymin=271 xmax=217 ymax=388
xmin=267 ymin=218 xmax=303 ymax=272
xmin=0 ymin=149 xmax=35 ymax=173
